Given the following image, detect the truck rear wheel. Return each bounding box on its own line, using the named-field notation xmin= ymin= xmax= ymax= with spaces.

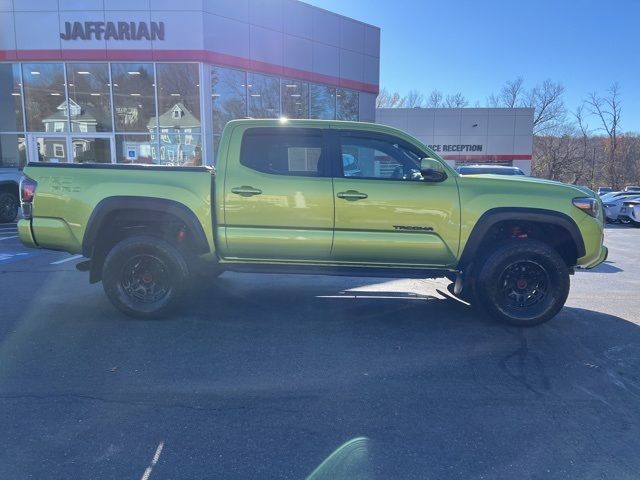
xmin=0 ymin=192 xmax=19 ymax=223
xmin=102 ymin=235 xmax=189 ymax=318
xmin=475 ymin=239 xmax=570 ymax=327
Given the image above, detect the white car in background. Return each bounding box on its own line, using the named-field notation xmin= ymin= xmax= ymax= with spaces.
xmin=602 ymin=193 xmax=640 ymax=223
xmin=618 ymin=199 xmax=640 ymax=227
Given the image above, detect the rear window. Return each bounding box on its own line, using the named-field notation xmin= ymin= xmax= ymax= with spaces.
xmin=240 ymin=128 xmax=326 ymax=177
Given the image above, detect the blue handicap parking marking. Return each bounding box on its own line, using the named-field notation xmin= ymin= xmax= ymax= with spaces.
xmin=0 ymin=251 xmax=41 ymax=265
xmin=0 ymin=231 xmax=43 ymax=264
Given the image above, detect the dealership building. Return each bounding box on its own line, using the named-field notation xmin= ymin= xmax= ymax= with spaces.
xmin=0 ymin=0 xmax=380 ymax=167
xmin=376 ymin=108 xmax=535 ymax=175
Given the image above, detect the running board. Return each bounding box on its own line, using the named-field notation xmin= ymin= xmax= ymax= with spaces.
xmin=222 ymin=263 xmax=453 ymax=279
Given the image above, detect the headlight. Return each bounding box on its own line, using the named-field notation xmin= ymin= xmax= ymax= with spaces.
xmin=573 ymin=197 xmax=600 ymax=218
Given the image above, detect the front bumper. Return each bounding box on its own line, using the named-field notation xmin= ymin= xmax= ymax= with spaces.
xmin=581 ymin=245 xmax=608 ymax=269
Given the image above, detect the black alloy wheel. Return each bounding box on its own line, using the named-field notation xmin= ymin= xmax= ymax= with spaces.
xmin=475 ymin=239 xmax=570 ymax=326
xmin=102 ymin=235 xmax=189 ymax=318
xmin=119 ymin=254 xmax=172 ymax=304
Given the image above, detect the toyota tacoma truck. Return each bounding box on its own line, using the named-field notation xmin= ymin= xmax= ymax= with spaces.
xmin=17 ymin=119 xmax=607 ymax=326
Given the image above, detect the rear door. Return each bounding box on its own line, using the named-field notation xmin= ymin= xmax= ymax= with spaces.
xmin=221 ymin=127 xmax=335 ymax=260
xmin=331 ymin=129 xmax=460 ymax=267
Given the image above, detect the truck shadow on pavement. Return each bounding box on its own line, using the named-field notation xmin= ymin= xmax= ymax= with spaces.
xmin=2 ymin=272 xmax=640 ymax=479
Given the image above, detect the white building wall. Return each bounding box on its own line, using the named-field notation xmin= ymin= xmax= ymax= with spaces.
xmin=376 ymin=108 xmax=534 ymax=174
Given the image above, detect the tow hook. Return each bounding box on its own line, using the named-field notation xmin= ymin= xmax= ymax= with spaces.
xmin=454 ymin=273 xmax=464 ymax=295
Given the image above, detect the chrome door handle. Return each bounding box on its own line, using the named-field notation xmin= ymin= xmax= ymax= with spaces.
xmin=337 ymin=190 xmax=368 ymax=201
xmin=231 ymin=186 xmax=263 ymax=197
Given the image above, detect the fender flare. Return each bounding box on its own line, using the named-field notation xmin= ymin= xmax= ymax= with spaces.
xmin=82 ymin=196 xmax=209 ymax=257
xmin=459 ymin=207 xmax=586 ymax=268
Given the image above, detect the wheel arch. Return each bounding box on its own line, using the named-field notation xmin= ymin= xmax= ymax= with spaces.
xmin=83 ymin=196 xmax=209 ymax=283
xmin=459 ymin=207 xmax=586 ymax=270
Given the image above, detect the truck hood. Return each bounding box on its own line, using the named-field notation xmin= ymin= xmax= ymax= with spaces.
xmin=458 ymin=174 xmax=597 ymax=198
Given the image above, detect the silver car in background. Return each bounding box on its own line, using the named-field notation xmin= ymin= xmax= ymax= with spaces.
xmin=618 ymin=199 xmax=640 ymax=227
xmin=603 ymin=192 xmax=640 ymax=223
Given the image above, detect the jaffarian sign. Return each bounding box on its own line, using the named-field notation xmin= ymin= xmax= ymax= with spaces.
xmin=60 ymin=21 xmax=165 ymax=41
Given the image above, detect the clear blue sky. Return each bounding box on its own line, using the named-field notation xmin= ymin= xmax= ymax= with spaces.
xmin=306 ymin=0 xmax=640 ymax=132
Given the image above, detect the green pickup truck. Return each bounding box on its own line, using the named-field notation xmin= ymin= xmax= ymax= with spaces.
xmin=18 ymin=119 xmax=607 ymax=326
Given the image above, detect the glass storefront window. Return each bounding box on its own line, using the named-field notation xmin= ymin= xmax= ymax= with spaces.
xmin=211 ymin=66 xmax=246 ymax=134
xmin=32 ymin=136 xmax=68 ymax=162
xmin=0 ymin=134 xmax=26 ymax=168
xmin=22 ymin=63 xmax=68 ymax=132
xmin=248 ymin=73 xmax=280 ymax=118
xmin=115 ymin=134 xmax=155 ymax=164
xmin=337 ymin=89 xmax=359 ymax=121
xmin=310 ymin=84 xmax=336 ymax=120
xmin=66 ymin=63 xmax=113 ymax=132
xmin=71 ymin=137 xmax=112 ymax=163
xmin=111 ymin=63 xmax=156 ymax=133
xmin=155 ymin=63 xmax=200 ymax=132
xmin=4 ymin=62 xmax=362 ymax=166
xmin=281 ymin=79 xmax=309 ymax=119
xmin=159 ymin=133 xmax=202 ymax=166
xmin=0 ymin=64 xmax=24 ymax=132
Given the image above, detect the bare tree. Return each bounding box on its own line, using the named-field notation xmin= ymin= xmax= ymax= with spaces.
xmin=529 ymin=80 xmax=566 ymax=135
xmin=574 ymin=105 xmax=596 ymax=187
xmin=585 ymin=83 xmax=622 ymax=186
xmin=425 ymin=89 xmax=443 ymax=108
xmin=489 ymin=78 xmax=566 ymax=135
xmin=488 ymin=77 xmax=525 ymax=108
xmin=376 ymin=88 xmax=404 ymax=108
xmin=404 ymin=89 xmax=424 ymax=108
xmin=444 ymin=92 xmax=469 ymax=108
xmin=533 ymin=126 xmax=584 ymax=183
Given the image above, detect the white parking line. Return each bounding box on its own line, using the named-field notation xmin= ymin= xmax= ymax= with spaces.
xmin=0 ymin=236 xmax=18 ymax=241
xmin=140 ymin=442 xmax=165 ymax=480
xmin=50 ymin=254 xmax=83 ymax=265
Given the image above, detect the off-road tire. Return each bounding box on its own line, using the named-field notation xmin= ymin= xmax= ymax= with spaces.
xmin=102 ymin=235 xmax=189 ymax=319
xmin=475 ymin=239 xmax=570 ymax=327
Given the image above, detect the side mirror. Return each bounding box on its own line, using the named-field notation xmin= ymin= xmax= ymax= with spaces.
xmin=420 ymin=158 xmax=448 ymax=183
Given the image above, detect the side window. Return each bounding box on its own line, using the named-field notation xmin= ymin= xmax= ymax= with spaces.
xmin=240 ymin=128 xmax=325 ymax=177
xmin=339 ymin=133 xmax=423 ymax=181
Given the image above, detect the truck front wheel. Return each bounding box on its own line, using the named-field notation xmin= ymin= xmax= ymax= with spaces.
xmin=102 ymin=235 xmax=189 ymax=318
xmin=475 ymin=239 xmax=570 ymax=327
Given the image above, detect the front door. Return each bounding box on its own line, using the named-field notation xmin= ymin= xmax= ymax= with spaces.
xmin=222 ymin=127 xmax=335 ymax=261
xmin=331 ymin=130 xmax=460 ymax=267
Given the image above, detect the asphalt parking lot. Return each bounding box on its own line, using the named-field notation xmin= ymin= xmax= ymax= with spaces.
xmin=1 ymin=225 xmax=639 ymax=479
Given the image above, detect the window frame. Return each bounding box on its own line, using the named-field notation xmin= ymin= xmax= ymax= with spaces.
xmin=239 ymin=127 xmax=332 ymax=178
xmin=53 ymin=143 xmax=65 ymax=158
xmin=333 ymin=130 xmax=429 ymax=182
